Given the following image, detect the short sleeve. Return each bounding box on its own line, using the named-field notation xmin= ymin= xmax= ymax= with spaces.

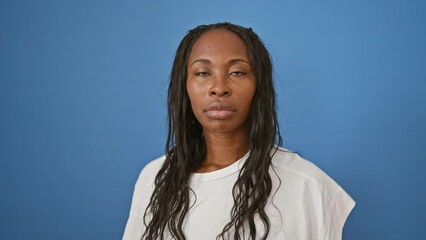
xmin=122 ymin=156 xmax=166 ymax=240
xmin=326 ymin=187 xmax=356 ymax=240
xmin=122 ymin=176 xmax=144 ymax=240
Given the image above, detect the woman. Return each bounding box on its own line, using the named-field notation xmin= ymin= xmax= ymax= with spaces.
xmin=123 ymin=22 xmax=355 ymax=240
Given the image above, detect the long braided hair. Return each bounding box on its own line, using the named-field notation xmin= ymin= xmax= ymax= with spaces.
xmin=142 ymin=22 xmax=282 ymax=240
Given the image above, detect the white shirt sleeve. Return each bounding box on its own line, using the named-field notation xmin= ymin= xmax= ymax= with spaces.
xmin=326 ymin=186 xmax=356 ymax=240
xmin=122 ymin=178 xmax=143 ymax=240
xmin=122 ymin=156 xmax=166 ymax=240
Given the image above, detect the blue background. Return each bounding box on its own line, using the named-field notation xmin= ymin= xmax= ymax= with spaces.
xmin=1 ymin=0 xmax=425 ymax=239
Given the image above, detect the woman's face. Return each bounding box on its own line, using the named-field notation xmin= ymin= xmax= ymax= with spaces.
xmin=186 ymin=29 xmax=256 ymax=134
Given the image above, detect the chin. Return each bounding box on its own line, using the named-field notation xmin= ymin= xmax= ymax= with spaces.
xmin=202 ymin=120 xmax=247 ymax=135
xmin=204 ymin=124 xmax=234 ymax=133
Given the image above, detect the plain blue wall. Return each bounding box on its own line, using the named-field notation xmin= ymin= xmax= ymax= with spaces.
xmin=1 ymin=0 xmax=425 ymax=239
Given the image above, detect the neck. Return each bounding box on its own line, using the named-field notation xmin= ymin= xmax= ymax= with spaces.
xmin=194 ymin=128 xmax=250 ymax=173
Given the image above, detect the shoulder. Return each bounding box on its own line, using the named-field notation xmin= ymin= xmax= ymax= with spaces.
xmin=134 ymin=155 xmax=166 ymax=190
xmin=271 ymin=147 xmax=342 ymax=198
xmin=123 ymin=155 xmax=166 ymax=239
xmin=270 ymin=147 xmax=355 ymax=239
xmin=128 ymin=155 xmax=166 ymax=214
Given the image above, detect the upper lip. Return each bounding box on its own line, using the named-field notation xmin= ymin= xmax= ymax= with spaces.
xmin=203 ymin=101 xmax=236 ymax=112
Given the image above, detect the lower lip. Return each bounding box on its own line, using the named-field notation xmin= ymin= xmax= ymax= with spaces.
xmin=205 ymin=110 xmax=235 ymax=119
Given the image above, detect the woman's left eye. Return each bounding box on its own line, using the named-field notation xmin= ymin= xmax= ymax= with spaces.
xmin=230 ymin=71 xmax=244 ymax=76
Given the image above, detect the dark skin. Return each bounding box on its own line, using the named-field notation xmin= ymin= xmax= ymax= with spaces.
xmin=186 ymin=29 xmax=256 ymax=173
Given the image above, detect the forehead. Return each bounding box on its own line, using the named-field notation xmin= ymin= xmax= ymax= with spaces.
xmin=188 ymin=29 xmax=250 ymax=62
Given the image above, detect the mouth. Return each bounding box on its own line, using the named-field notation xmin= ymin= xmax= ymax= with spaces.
xmin=203 ymin=101 xmax=236 ymax=120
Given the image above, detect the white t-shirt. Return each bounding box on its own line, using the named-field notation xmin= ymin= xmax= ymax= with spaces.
xmin=123 ymin=148 xmax=355 ymax=240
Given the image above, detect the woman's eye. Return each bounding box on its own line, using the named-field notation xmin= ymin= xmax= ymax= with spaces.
xmin=230 ymin=71 xmax=245 ymax=76
xmin=195 ymin=71 xmax=209 ymax=77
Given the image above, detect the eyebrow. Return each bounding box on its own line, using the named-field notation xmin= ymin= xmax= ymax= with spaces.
xmin=189 ymin=58 xmax=250 ymax=67
xmin=190 ymin=59 xmax=211 ymax=66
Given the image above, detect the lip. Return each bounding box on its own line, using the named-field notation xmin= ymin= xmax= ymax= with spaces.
xmin=203 ymin=101 xmax=236 ymax=120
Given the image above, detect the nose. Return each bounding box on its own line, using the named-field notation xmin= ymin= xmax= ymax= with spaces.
xmin=209 ymin=73 xmax=231 ymax=97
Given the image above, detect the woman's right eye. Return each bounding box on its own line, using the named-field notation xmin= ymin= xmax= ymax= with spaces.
xmin=195 ymin=71 xmax=209 ymax=77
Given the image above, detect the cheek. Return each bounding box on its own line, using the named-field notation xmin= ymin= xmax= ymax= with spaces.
xmin=242 ymin=96 xmax=256 ymax=122
xmin=186 ymin=79 xmax=200 ymax=99
xmin=186 ymin=83 xmax=203 ymax=116
xmin=238 ymin=84 xmax=256 ymax=108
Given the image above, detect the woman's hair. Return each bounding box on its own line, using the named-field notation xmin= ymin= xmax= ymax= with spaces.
xmin=142 ymin=22 xmax=282 ymax=240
